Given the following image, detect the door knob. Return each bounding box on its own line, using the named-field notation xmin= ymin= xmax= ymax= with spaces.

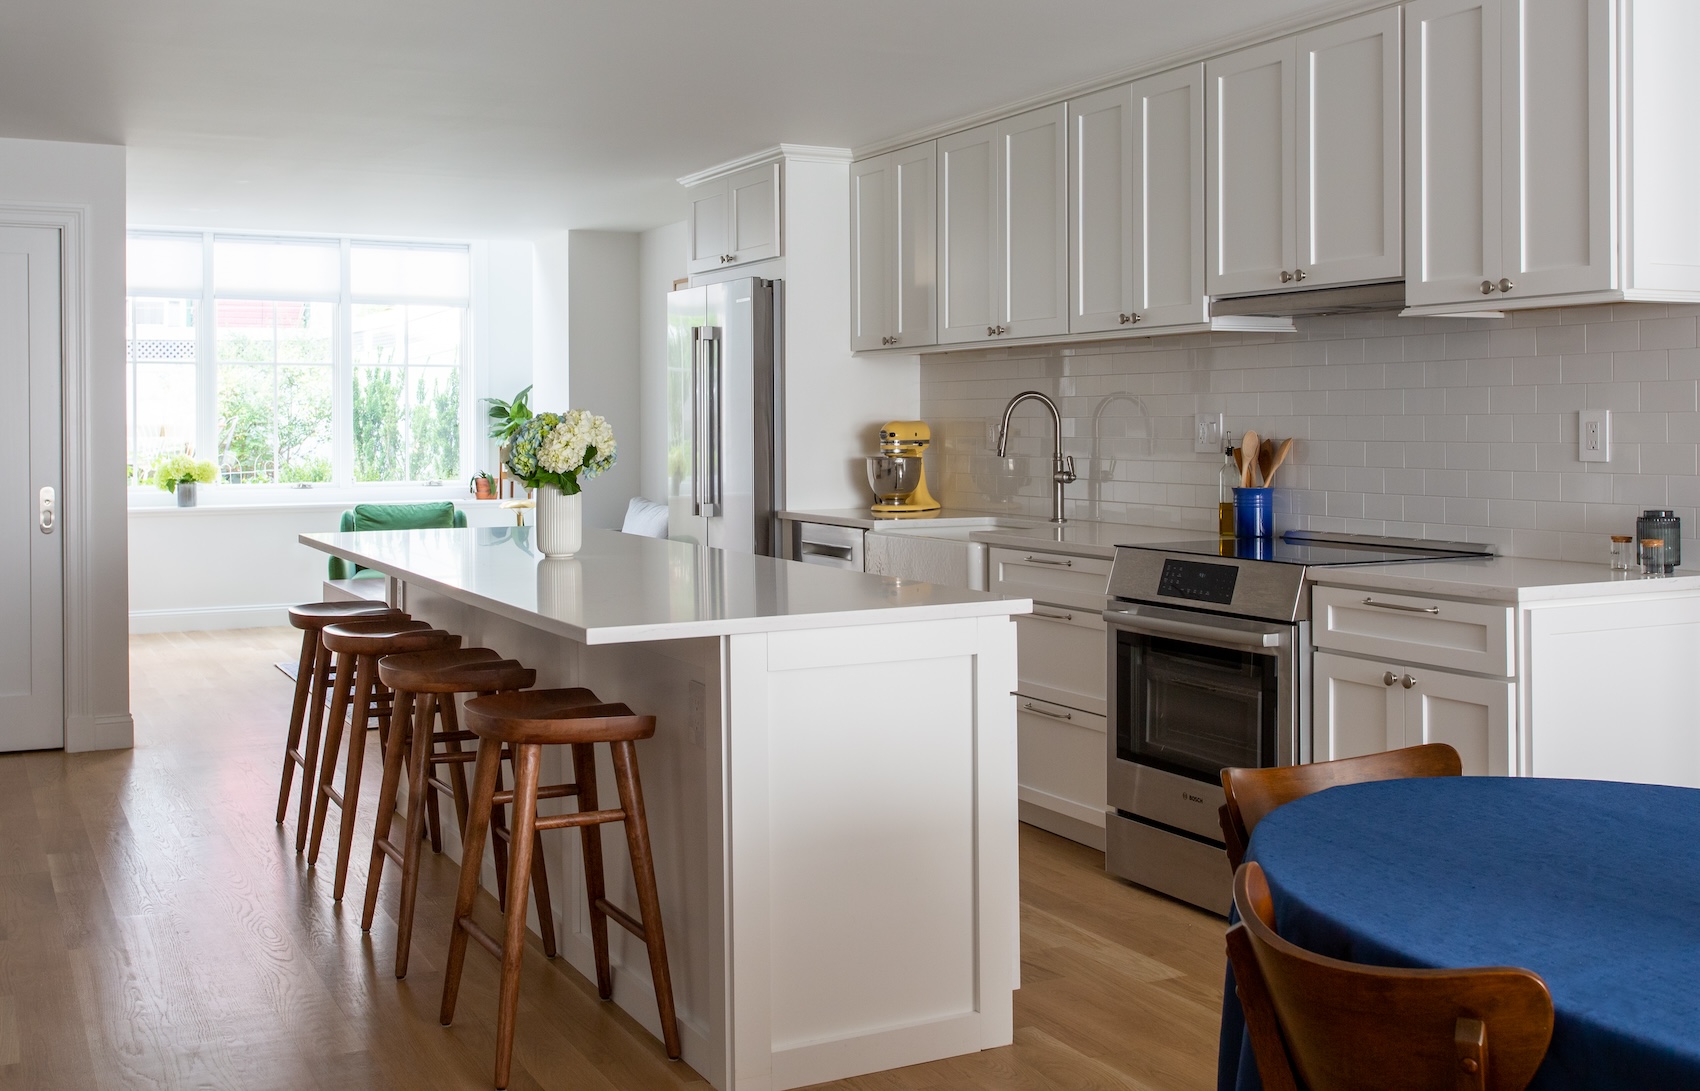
xmin=39 ymin=486 xmax=55 ymax=534
xmin=1401 ymin=674 xmax=1417 ymax=689
xmin=1383 ymin=671 xmax=1398 ymax=686
xmin=1480 ymin=280 xmax=1497 ymax=294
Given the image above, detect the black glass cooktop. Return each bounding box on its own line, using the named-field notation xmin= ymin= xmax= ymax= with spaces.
xmin=1121 ymin=535 xmax=1484 ymax=567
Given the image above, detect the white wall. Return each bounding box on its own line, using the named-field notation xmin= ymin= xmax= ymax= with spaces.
xmin=640 ymin=221 xmax=687 ymax=504
xmin=567 ymin=231 xmax=641 ymax=529
xmin=531 ymin=231 xmax=571 ymax=411
xmin=473 ymin=239 xmax=535 ymax=476
xmin=0 ymin=136 xmax=131 ymax=751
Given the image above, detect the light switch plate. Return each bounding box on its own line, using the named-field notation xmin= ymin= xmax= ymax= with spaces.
xmin=1193 ymin=412 xmax=1225 ymax=453
xmin=1579 ymin=409 xmax=1610 ymax=462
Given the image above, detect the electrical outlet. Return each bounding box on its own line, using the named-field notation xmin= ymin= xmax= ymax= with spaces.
xmin=1193 ymin=412 xmax=1225 ymax=453
xmin=1579 ymin=409 xmax=1610 ymax=463
xmin=688 ymin=680 xmax=706 ymax=748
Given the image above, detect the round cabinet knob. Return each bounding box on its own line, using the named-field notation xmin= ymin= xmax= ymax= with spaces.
xmin=1293 ymin=268 xmax=1307 ymax=283
xmin=987 ymin=326 xmax=997 ymax=337
xmin=1401 ymin=674 xmax=1418 ymax=689
xmin=1280 ymin=270 xmax=1294 ymax=284
xmin=887 ymin=334 xmax=899 ymax=345
xmin=1383 ymin=671 xmax=1398 ymax=687
xmin=1497 ymin=278 xmax=1515 ymax=293
xmin=1129 ymin=312 xmax=1142 ymax=324
xmin=880 ymin=336 xmax=891 ymax=346
xmin=1480 ymin=280 xmax=1498 ymax=295
xmin=1118 ymin=313 xmax=1131 ymax=325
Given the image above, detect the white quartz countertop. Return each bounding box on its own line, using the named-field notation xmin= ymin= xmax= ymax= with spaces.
xmin=300 ymin=526 xmax=1031 ymax=645
xmin=777 ymin=507 xmax=1021 ymax=530
xmin=1312 ymin=555 xmax=1700 ymax=602
xmin=779 ymin=507 xmax=1197 ymax=560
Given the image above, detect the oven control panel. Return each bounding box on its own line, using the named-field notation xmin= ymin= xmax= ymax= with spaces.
xmin=1157 ymin=559 xmax=1238 ymax=604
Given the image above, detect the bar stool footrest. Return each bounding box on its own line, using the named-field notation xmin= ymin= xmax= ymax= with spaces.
xmin=535 ymin=807 xmax=624 ymax=831
xmin=594 ymin=897 xmax=647 ymax=941
xmin=458 ymin=917 xmax=505 ymax=961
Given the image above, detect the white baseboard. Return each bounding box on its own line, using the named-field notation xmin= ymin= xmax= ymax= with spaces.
xmin=66 ymin=712 xmax=134 ymax=752
xmin=129 ymin=603 xmax=294 ymax=633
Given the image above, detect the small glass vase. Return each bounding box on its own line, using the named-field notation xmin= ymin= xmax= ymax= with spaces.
xmin=175 ymin=481 xmax=197 ymax=508
xmin=533 ymin=485 xmax=583 ymax=558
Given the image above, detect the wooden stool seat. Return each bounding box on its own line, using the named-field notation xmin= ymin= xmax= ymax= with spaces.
xmin=277 ymin=601 xmax=408 ymax=854
xmin=443 ymin=688 xmax=679 ymax=1088
xmin=362 ymin=648 xmax=540 ymax=978
xmin=309 ymin=621 xmax=460 ymax=901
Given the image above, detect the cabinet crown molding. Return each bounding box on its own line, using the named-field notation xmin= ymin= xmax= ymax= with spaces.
xmin=677 ymin=144 xmax=852 ymax=188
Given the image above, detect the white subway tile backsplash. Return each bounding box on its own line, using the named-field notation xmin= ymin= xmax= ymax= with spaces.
xmin=922 ymin=304 xmax=1700 ymax=561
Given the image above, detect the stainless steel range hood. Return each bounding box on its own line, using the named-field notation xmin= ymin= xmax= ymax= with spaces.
xmin=1210 ymin=280 xmax=1406 ymax=318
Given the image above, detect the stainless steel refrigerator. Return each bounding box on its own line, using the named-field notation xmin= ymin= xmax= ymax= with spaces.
xmin=666 ymin=278 xmax=782 ymax=556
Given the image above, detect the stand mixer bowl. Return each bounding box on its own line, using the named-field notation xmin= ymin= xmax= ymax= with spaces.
xmin=866 ymin=455 xmax=923 ymax=504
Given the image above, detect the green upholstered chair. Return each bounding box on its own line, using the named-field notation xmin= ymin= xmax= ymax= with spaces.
xmin=328 ymin=502 xmax=467 ymax=580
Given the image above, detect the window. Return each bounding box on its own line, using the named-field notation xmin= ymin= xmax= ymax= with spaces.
xmin=125 ymin=232 xmax=472 ymax=490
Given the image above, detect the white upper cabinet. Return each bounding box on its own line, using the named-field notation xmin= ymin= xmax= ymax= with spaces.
xmin=938 ymin=104 xmax=1068 ymax=344
xmin=1207 ymin=8 xmax=1401 ymax=296
xmin=1069 ymin=65 xmax=1208 ymax=334
xmin=687 ymin=161 xmax=782 ymax=275
xmin=850 ymin=143 xmax=937 ymax=352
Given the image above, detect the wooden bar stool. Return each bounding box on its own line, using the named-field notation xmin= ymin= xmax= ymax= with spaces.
xmin=363 ymin=648 xmax=543 ymax=979
xmin=308 ymin=618 xmax=460 ymax=901
xmin=278 ymin=601 xmax=406 ymax=852
xmin=443 ymin=689 xmax=681 ymax=1089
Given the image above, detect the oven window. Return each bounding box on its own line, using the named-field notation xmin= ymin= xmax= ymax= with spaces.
xmin=1117 ymin=632 xmax=1278 ymax=781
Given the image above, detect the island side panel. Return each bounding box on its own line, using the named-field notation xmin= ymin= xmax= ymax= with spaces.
xmin=393 ymin=583 xmax=732 ymax=1089
xmin=726 ymin=615 xmax=1019 ymax=1091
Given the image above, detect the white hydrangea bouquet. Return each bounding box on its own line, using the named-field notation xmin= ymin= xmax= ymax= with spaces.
xmin=504 ymin=409 xmax=617 ymax=494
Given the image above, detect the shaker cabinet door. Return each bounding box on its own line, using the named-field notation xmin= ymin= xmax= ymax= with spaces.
xmin=889 ymin=141 xmax=938 ymax=348
xmin=937 ymin=122 xmax=1000 ymax=344
xmin=1312 ymin=652 xmax=1404 ymax=762
xmin=1207 ymin=39 xmax=1297 ymax=296
xmin=999 ymin=103 xmax=1069 ymax=339
xmin=1068 ymin=84 xmax=1137 ymax=334
xmin=849 ymin=154 xmax=892 ymax=352
xmin=1403 ymin=667 xmax=1515 ymax=777
xmin=687 ymin=177 xmax=731 ymax=275
xmin=726 ymin=162 xmax=781 ymax=267
xmin=1135 ymin=64 xmax=1209 ymax=328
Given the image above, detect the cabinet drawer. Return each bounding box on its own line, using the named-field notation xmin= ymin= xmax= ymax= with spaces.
xmin=1312 ymin=585 xmax=1513 ymax=677
xmin=1016 ymin=695 xmax=1106 ymax=837
xmin=989 ymin=547 xmax=1112 ymax=612
xmin=1014 ymin=607 xmax=1106 ymax=716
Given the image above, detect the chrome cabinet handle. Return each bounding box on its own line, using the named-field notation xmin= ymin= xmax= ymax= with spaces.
xmin=1360 ymin=597 xmax=1440 ymax=615
xmin=1022 ymin=701 xmax=1073 ymax=721
xmin=38 ymin=486 xmax=55 ymax=534
xmin=1497 ymin=278 xmax=1515 ymax=293
xmin=1280 ymin=270 xmax=1294 ymax=283
xmin=1401 ymin=674 xmax=1418 ymax=689
xmin=1293 ymin=268 xmax=1307 ymax=282
xmin=1032 ymin=607 xmax=1075 ymax=622
xmin=1383 ymin=671 xmax=1398 ymax=687
xmin=1023 ymin=555 xmax=1073 ymax=567
xmin=1480 ymin=280 xmax=1498 ymax=295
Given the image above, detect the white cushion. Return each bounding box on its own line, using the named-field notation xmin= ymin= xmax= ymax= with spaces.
xmin=621 ymin=496 xmax=669 ymax=538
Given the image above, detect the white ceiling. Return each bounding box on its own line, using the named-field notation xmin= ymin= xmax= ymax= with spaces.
xmin=1 ymin=0 xmax=1347 ymax=239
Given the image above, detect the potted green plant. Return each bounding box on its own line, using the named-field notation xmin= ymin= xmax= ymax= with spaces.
xmin=470 ymin=471 xmax=496 ymax=500
xmin=483 ymin=384 xmax=534 ymax=448
xmin=154 ymin=453 xmax=218 ymax=507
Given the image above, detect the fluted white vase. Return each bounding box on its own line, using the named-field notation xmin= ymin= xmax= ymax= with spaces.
xmin=533 ymin=485 xmax=583 ymax=558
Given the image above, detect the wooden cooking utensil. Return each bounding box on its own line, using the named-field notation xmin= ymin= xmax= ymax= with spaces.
xmin=1258 ymin=439 xmax=1276 ymax=487
xmin=1239 ymin=430 xmax=1260 ymax=487
xmin=1232 ymin=447 xmax=1244 ymax=476
xmin=1265 ymin=437 xmax=1294 ymax=485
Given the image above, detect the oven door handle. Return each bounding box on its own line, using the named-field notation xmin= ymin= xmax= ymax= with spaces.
xmin=1102 ymin=610 xmax=1282 ymax=648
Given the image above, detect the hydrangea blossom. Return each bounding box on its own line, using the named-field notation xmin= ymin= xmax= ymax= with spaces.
xmin=503 ymin=409 xmax=617 ymax=494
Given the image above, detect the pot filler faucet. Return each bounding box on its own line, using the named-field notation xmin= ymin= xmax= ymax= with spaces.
xmin=995 ymin=390 xmax=1076 ymax=524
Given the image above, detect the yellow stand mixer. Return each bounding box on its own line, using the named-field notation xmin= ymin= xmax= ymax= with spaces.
xmin=866 ymin=421 xmax=941 ymax=513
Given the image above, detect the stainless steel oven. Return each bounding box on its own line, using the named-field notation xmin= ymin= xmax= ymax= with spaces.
xmin=1101 ymin=533 xmax=1490 ymax=915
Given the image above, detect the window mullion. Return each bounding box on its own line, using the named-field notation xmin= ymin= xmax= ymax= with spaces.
xmin=198 ymin=231 xmax=217 ymax=470
xmin=334 ymin=238 xmax=353 ymax=487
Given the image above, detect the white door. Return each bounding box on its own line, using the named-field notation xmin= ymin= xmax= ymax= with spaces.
xmin=1312 ymin=652 xmax=1402 ymax=762
xmin=1296 ymin=8 xmax=1403 ymax=286
xmin=726 ymin=162 xmax=781 ymax=267
xmin=1208 ymin=39 xmax=1297 ymax=296
xmin=937 ymin=121 xmax=1000 ymax=344
xmin=1402 ymin=668 xmax=1515 ymax=776
xmin=1069 ymin=83 xmax=1136 ymax=334
xmin=1405 ymin=0 xmax=1503 ymax=307
xmin=1500 ymin=0 xmax=1612 ymax=300
xmin=0 ymin=226 xmax=63 ymax=751
xmin=1136 ymin=64 xmax=1210 ymax=329
xmin=849 ymin=154 xmax=891 ymax=351
xmin=686 ymin=177 xmax=730 ymax=275
xmin=889 ymin=141 xmax=937 ymax=349
xmin=998 ymin=104 xmax=1068 ymax=339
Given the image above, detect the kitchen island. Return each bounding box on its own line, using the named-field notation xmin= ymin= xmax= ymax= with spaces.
xmin=298 ymin=525 xmax=1029 ymax=1091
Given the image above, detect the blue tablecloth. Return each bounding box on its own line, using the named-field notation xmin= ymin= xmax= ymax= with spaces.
xmin=1217 ymin=777 xmax=1700 ymax=1091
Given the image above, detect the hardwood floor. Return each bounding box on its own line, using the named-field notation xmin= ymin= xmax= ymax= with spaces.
xmin=0 ymin=627 xmax=1223 ymax=1089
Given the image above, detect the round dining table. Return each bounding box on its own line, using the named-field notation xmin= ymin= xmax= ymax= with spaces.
xmin=1216 ymin=776 xmax=1700 ymax=1091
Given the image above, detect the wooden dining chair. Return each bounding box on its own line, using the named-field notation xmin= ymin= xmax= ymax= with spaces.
xmin=1218 ymin=743 xmax=1463 ymax=869
xmin=1228 ymin=861 xmax=1553 ymax=1091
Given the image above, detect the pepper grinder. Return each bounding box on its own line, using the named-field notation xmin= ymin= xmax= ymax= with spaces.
xmin=1636 ymin=510 xmax=1681 ymax=574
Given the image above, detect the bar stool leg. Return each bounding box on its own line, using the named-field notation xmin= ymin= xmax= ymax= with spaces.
xmin=276 ymin=627 xmax=318 ymax=825
xmin=490 ymin=761 xmax=511 ymax=911
xmin=493 ymin=741 xmax=543 ymax=1089
xmin=439 ymin=695 xmax=473 ymax=835
xmin=572 ymin=742 xmax=614 ymax=998
xmin=331 ymin=653 xmax=385 ymax=901
xmin=295 ymin=639 xmax=335 ymax=853
xmin=392 ymin=692 xmax=440 ymax=978
xmin=610 ymin=739 xmax=681 ymax=1059
xmin=308 ymin=649 xmax=357 ymax=866
xmin=361 ymin=687 xmax=416 ymax=933
xmin=441 ymin=737 xmax=504 ymax=1027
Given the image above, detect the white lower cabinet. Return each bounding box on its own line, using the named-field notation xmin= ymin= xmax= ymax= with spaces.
xmin=1015 ymin=696 xmax=1107 ymax=850
xmin=1014 ymin=606 xmax=1106 ymax=716
xmin=1313 ymin=651 xmax=1514 ymax=776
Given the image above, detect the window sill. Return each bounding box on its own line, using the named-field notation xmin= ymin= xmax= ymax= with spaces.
xmin=128 ymin=486 xmax=524 ymax=515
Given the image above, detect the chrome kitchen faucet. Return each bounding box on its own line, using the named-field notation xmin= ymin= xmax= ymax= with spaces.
xmin=995 ymin=390 xmax=1075 ymax=524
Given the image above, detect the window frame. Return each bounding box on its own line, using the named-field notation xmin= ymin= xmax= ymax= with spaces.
xmin=125 ymin=229 xmax=476 ymax=501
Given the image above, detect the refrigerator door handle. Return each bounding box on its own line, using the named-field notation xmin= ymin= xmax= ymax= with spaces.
xmin=690 ymin=328 xmax=704 ymax=516
xmin=701 ymin=326 xmax=723 ymax=517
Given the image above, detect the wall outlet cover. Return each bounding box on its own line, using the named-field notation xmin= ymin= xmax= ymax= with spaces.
xmin=1579 ymin=409 xmax=1610 ymax=463
xmin=1193 ymin=412 xmax=1225 ymax=453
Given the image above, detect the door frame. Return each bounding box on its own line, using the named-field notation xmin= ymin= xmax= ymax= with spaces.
xmin=0 ymin=201 xmax=126 ymax=752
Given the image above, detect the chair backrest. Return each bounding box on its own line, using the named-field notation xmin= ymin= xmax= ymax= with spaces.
xmin=1219 ymin=743 xmax=1462 ymax=869
xmin=330 ymin=503 xmax=467 ymax=578
xmin=1227 ymin=861 xmax=1553 ymax=1091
